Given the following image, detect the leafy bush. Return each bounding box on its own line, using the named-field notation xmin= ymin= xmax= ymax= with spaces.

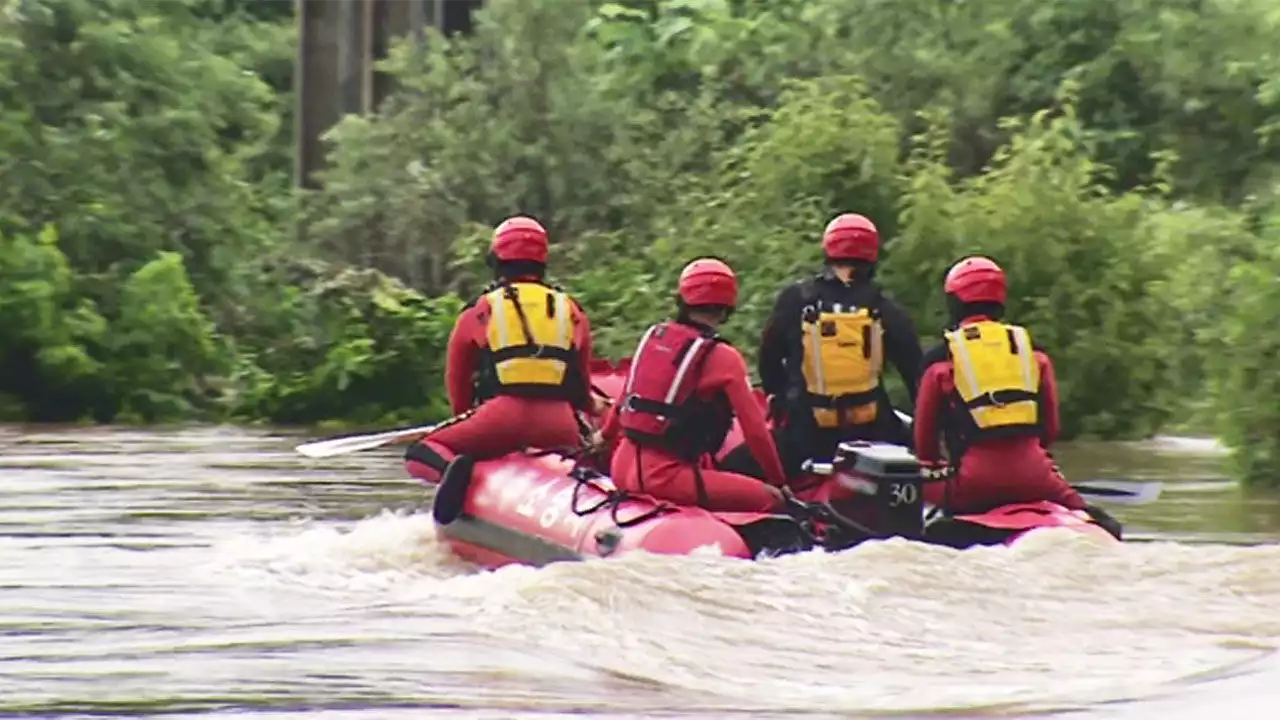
xmin=5 ymin=0 xmax=1280 ymax=485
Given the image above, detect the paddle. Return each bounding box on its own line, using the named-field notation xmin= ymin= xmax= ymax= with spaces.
xmin=294 ymin=422 xmax=444 ymax=459
xmin=890 ymin=409 xmax=1162 ymax=506
xmin=295 ymin=384 xmax=617 ymax=460
xmin=1062 ymin=480 xmax=1162 ymax=506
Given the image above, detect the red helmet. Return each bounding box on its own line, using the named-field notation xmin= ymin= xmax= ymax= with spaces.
xmin=678 ymin=258 xmax=738 ymax=308
xmin=822 ymin=213 xmax=880 ymax=262
xmin=944 ymin=256 xmax=1007 ymax=304
xmin=491 ymin=216 xmax=549 ymax=263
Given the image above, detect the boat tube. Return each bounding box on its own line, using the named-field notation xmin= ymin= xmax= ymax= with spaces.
xmin=414 ymin=358 xmax=1118 ymax=569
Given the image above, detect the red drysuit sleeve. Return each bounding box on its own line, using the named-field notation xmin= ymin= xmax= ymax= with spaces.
xmin=445 ymin=303 xmax=483 ymax=415
xmin=571 ymin=299 xmax=595 ymax=412
xmin=707 ymin=345 xmax=787 ymax=487
xmin=1036 ymin=350 xmax=1060 ymax=446
xmin=913 ymin=362 xmax=948 ymax=465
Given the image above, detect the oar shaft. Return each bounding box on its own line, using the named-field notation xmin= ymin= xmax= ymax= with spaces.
xmin=294 ymin=422 xmax=441 ymax=459
xmin=888 ymin=410 xmax=1160 ymax=503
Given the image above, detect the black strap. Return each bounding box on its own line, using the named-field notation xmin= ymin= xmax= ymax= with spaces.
xmin=693 ymin=464 xmax=710 ymax=508
xmin=402 ymin=409 xmax=475 ymax=468
xmin=559 ymin=453 xmax=670 ymax=529
xmin=620 ymin=327 xmax=719 ymax=421
xmin=634 ymin=443 xmax=644 ymax=494
xmin=489 ymin=344 xmax=577 ymax=364
xmin=503 ymin=283 xmax=540 ymax=346
xmin=622 ymin=428 xmax=693 ymax=459
xmin=805 ymin=388 xmax=880 ymax=409
xmin=964 ymin=388 xmax=1037 ymax=409
xmin=624 ymin=395 xmax=686 ymax=418
xmin=623 ymin=432 xmax=710 ymax=510
xmin=487 ymin=283 xmax=575 ymax=365
xmin=806 ymin=387 xmax=882 ymax=427
xmin=808 ymin=386 xmax=880 ymax=425
xmin=404 ymin=442 xmax=449 ymax=471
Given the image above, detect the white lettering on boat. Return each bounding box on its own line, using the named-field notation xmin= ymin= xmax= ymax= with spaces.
xmin=481 ymin=463 xmax=621 ymax=550
xmin=483 ymin=465 xmax=535 ymax=511
xmin=515 ymin=476 xmax=550 ymax=518
xmin=539 ymin=486 xmax=579 ymax=531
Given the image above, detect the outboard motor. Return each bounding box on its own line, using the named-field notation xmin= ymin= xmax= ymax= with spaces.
xmin=832 ymin=442 xmax=925 ymax=539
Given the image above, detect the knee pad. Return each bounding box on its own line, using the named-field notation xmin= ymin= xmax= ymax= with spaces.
xmin=404 ymin=440 xmax=451 ymax=471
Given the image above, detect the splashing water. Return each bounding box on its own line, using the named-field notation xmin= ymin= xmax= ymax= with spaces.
xmin=2 ymin=426 xmax=1279 ymax=717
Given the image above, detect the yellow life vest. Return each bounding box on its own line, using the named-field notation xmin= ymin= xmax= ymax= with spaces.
xmin=482 ymin=281 xmax=577 ymax=397
xmin=800 ymin=302 xmax=885 ymax=428
xmin=944 ymin=320 xmax=1041 ymax=435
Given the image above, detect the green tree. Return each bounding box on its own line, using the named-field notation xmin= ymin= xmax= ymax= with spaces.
xmin=0 ymin=225 xmax=107 ymax=421
xmin=110 ymin=251 xmax=226 ymax=421
xmin=6 ymin=0 xmax=1280 ymax=487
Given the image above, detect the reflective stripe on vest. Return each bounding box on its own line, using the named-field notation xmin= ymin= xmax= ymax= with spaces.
xmin=623 ymin=326 xmax=712 ymax=418
xmin=801 ymin=305 xmax=884 ymax=428
xmin=618 ymin=322 xmax=722 ymax=448
xmin=482 ymin=282 xmax=576 ymax=392
xmin=945 ymin=320 xmax=1040 ymax=434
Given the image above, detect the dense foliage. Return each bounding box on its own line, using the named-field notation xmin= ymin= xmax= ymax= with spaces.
xmin=3 ymin=0 xmax=1280 ymax=484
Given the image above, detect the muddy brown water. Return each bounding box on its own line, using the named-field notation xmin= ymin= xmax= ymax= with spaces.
xmin=2 ymin=425 xmax=1278 ymax=718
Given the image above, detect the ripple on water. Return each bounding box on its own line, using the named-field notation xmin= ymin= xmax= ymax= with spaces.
xmin=2 ymin=426 xmax=1279 ymax=717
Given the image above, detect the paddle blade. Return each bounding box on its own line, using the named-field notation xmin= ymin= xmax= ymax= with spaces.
xmin=294 ymin=424 xmax=439 ymax=459
xmin=895 ymin=408 xmax=1162 ymax=507
xmin=1072 ymin=481 xmax=1163 ymax=506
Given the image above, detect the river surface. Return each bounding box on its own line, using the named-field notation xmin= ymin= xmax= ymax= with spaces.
xmin=2 ymin=425 xmax=1279 ymax=718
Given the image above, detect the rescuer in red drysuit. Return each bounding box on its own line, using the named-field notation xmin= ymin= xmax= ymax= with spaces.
xmin=914 ymin=256 xmax=1121 ymax=538
xmin=403 ymin=216 xmax=603 ymax=483
xmin=605 ymin=258 xmax=789 ymax=513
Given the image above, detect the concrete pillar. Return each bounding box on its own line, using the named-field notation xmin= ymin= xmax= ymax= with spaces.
xmin=294 ymin=0 xmax=483 ymax=190
xmin=295 ymin=0 xmax=343 ymax=189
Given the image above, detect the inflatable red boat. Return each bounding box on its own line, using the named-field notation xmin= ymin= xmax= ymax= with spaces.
xmin=413 ymin=359 xmax=1119 ymax=570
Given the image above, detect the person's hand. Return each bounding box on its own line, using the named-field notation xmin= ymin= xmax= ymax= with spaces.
xmin=1047 ymin=451 xmax=1065 ymax=479
xmin=767 ymin=484 xmax=789 ymax=509
xmin=919 ymin=460 xmax=954 ymax=483
xmin=767 ymin=393 xmax=788 ymax=422
xmin=590 ymin=393 xmax=612 ymax=416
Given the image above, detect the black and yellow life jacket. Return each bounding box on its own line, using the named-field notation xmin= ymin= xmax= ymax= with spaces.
xmin=798 ymin=280 xmax=885 ymax=428
xmin=944 ymin=320 xmax=1041 ymax=439
xmin=479 ymin=281 xmax=578 ymax=399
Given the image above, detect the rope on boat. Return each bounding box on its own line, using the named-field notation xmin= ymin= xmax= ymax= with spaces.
xmin=522 ymin=446 xmax=674 ymax=529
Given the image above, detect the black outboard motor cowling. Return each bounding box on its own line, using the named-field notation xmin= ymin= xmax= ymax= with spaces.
xmin=833 ymin=442 xmax=925 ymax=539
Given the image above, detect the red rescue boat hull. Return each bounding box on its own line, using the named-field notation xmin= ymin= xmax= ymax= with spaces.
xmin=426 ymin=451 xmax=813 ymax=568
xmin=950 ymin=502 xmax=1117 ymax=546
xmin=409 ymin=358 xmax=1115 ymax=570
xmin=589 ymin=358 xmax=1116 ymax=547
